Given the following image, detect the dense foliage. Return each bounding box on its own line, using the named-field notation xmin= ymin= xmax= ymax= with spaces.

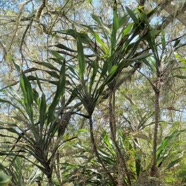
xmin=0 ymin=0 xmax=186 ymax=185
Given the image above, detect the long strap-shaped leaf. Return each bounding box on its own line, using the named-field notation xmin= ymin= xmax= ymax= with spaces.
xmin=47 ymin=60 xmax=66 ymax=124
xmin=77 ymin=35 xmax=85 ymax=81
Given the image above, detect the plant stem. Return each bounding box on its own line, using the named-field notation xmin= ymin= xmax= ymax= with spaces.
xmin=89 ymin=117 xmax=116 ymax=185
xmin=151 ymin=53 xmax=161 ymax=176
xmin=109 ymin=91 xmax=116 ymax=140
xmin=151 ymin=88 xmax=160 ymax=177
xmin=54 ymin=152 xmax=63 ymax=185
xmin=47 ymin=175 xmax=54 ymax=186
xmin=109 ymin=91 xmax=131 ymax=185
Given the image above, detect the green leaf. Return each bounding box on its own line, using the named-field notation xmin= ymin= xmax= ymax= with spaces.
xmin=55 ymin=43 xmax=77 ymax=52
xmin=91 ymin=14 xmax=110 ymax=41
xmin=78 ymin=32 xmax=91 ymax=44
xmin=166 ymin=158 xmax=182 ymax=170
xmin=77 ymin=129 xmax=88 ymax=133
xmin=101 ymin=61 xmax=108 ymax=77
xmin=103 ymin=132 xmax=112 ymax=149
xmin=38 ymin=62 xmax=59 ymax=72
xmin=135 ymin=154 xmax=141 ymax=177
xmin=12 ymin=61 xmax=21 ymax=72
xmin=77 ymin=35 xmax=85 ymax=80
xmin=126 ymin=7 xmax=139 ymax=24
xmin=174 ymin=75 xmax=186 ymax=79
xmin=56 ymin=29 xmax=90 ymax=44
xmin=130 ymin=53 xmax=152 ymax=61
xmin=89 ymin=61 xmax=98 ymax=94
xmin=56 ymin=29 xmax=77 ymax=38
xmin=50 ymin=50 xmax=64 ymax=62
xmin=119 ymin=14 xmax=128 ymax=28
xmin=157 ymin=130 xmax=181 ymax=160
xmin=39 ymin=94 xmax=47 ymax=131
xmin=178 ymin=67 xmax=186 ymax=70
xmin=35 ymin=74 xmax=43 ymax=93
xmin=111 ymin=3 xmax=119 ymax=53
xmin=43 ymin=70 xmax=60 ymax=79
xmin=85 ymin=24 xmax=108 ymax=54
xmin=0 ymin=171 xmax=11 ymax=186
xmin=123 ymin=23 xmax=133 ymax=36
xmin=88 ymin=0 xmax=92 ymax=4
xmin=161 ymin=29 xmax=166 ymax=50
xmin=20 ymin=73 xmax=34 ymax=123
xmin=109 ymin=65 xmax=118 ymax=76
xmin=149 ymin=30 xmax=160 ymax=38
xmin=47 ymin=61 xmax=66 ymax=124
xmin=20 ymin=73 xmax=33 ymax=106
xmin=27 ymin=75 xmax=58 ymax=85
xmin=67 ymin=65 xmax=79 ymax=80
xmin=94 ymin=32 xmax=108 ymax=54
xmin=173 ymin=38 xmax=181 ymax=48
xmin=126 ymin=40 xmax=141 ymax=59
xmin=0 ymin=98 xmax=15 ymax=105
xmin=138 ymin=10 xmax=149 ymax=25
xmin=33 ymin=88 xmax=39 ymax=104
xmin=91 ymin=14 xmax=102 ymax=25
xmin=174 ymin=53 xmax=186 ymax=64
xmin=0 ymin=125 xmax=20 ymax=136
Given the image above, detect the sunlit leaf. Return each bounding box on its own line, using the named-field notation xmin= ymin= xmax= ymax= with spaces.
xmin=109 ymin=65 xmax=118 ymax=76
xmin=123 ymin=23 xmax=133 ymax=36
xmin=0 ymin=171 xmax=11 ymax=186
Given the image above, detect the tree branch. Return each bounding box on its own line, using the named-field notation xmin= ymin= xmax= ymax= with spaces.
xmin=36 ymin=0 xmax=47 ymax=21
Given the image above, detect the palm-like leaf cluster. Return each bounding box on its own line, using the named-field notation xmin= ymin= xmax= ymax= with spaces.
xmin=0 ymin=4 xmax=185 ymax=186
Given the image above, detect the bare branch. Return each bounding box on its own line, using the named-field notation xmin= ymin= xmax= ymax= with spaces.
xmin=155 ymin=0 xmax=186 ymax=27
xmin=36 ymin=0 xmax=47 ymax=21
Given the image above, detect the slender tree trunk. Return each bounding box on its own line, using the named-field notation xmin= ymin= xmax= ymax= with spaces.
xmin=47 ymin=175 xmax=54 ymax=186
xmin=89 ymin=117 xmax=116 ymax=185
xmin=150 ymin=66 xmax=161 ymax=177
xmin=151 ymin=85 xmax=160 ymax=177
xmin=109 ymin=91 xmax=123 ymax=186
xmin=109 ymin=91 xmax=131 ymax=186
xmin=109 ymin=91 xmax=116 ymax=140
xmin=117 ymin=157 xmax=124 ymax=186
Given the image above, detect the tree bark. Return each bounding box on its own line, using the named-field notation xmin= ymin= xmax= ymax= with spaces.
xmin=151 ymin=88 xmax=160 ymax=177
xmin=150 ymin=57 xmax=161 ymax=177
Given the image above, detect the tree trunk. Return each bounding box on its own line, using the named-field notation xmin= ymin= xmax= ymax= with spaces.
xmin=151 ymin=87 xmax=160 ymax=177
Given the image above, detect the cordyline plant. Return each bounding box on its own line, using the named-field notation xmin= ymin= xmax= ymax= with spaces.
xmin=0 ymin=5 xmax=151 ymax=186
xmin=1 ymin=2 xmax=184 ymax=186
xmin=0 ymin=58 xmax=68 ymax=186
xmin=47 ymin=3 xmax=156 ymax=185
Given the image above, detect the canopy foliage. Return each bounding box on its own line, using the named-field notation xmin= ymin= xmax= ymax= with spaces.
xmin=0 ymin=0 xmax=186 ymax=185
